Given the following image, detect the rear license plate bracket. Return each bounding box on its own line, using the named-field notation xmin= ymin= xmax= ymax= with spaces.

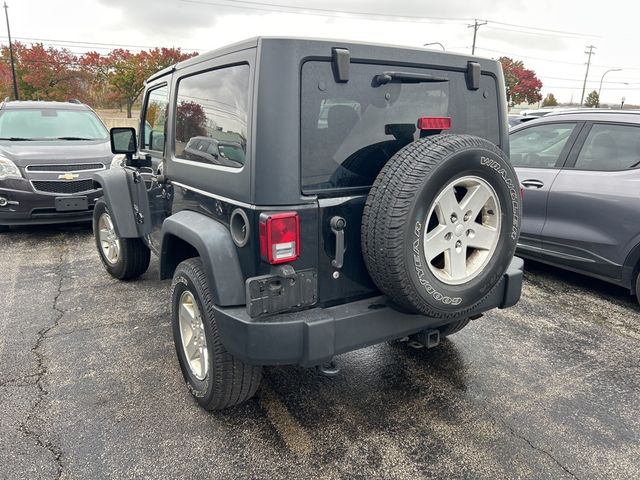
xmin=246 ymin=269 xmax=318 ymax=318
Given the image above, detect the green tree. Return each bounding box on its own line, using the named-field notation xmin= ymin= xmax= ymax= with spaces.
xmin=498 ymin=57 xmax=543 ymax=108
xmin=584 ymin=90 xmax=599 ymax=108
xmin=542 ymin=93 xmax=558 ymax=107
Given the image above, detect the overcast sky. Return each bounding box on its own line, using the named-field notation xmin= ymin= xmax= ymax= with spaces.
xmin=5 ymin=0 xmax=640 ymax=105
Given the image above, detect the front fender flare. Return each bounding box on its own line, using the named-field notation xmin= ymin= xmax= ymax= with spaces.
xmin=161 ymin=210 xmax=245 ymax=306
xmin=92 ymin=169 xmax=151 ymax=238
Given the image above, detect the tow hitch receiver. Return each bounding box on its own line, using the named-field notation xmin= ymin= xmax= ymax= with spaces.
xmin=408 ymin=329 xmax=440 ymax=349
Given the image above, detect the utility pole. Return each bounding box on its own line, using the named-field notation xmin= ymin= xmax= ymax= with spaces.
xmin=580 ymin=45 xmax=596 ymax=106
xmin=3 ymin=2 xmax=18 ymax=100
xmin=468 ymin=19 xmax=487 ymax=55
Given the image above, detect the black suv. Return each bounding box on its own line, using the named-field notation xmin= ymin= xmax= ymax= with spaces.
xmin=0 ymin=100 xmax=112 ymax=229
xmin=93 ymin=38 xmax=523 ymax=410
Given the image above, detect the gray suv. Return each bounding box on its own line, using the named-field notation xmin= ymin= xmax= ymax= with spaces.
xmin=0 ymin=100 xmax=113 ymax=230
xmin=510 ymin=110 xmax=640 ymax=300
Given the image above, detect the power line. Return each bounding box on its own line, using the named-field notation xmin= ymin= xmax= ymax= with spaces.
xmin=180 ymin=0 xmax=467 ymax=23
xmin=486 ymin=19 xmax=597 ymax=38
xmin=473 ymin=47 xmax=585 ymax=66
xmin=541 ymin=75 xmax=640 ymax=85
xmin=484 ymin=25 xmax=592 ymax=40
xmin=543 ymin=85 xmax=640 ymax=91
xmin=474 ymin=47 xmax=640 ymax=72
xmin=0 ymin=35 xmax=204 ymax=52
xmin=179 ymin=0 xmax=596 ymax=39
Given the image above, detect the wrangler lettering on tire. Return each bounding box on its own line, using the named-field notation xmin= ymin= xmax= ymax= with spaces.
xmin=362 ymin=134 xmax=521 ymax=317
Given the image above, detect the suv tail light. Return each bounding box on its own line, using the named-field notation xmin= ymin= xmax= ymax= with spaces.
xmin=417 ymin=116 xmax=452 ymax=131
xmin=259 ymin=212 xmax=300 ymax=264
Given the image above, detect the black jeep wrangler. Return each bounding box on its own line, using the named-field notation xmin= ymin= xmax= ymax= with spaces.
xmin=93 ymin=37 xmax=523 ymax=410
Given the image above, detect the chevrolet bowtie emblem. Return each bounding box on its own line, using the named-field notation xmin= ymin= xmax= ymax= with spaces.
xmin=58 ymin=173 xmax=79 ymax=180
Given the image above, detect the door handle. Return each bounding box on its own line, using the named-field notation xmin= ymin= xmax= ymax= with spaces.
xmin=521 ymin=179 xmax=544 ymax=189
xmin=330 ymin=216 xmax=346 ymax=269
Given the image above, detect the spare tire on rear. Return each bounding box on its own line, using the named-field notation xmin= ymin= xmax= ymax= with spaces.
xmin=362 ymin=134 xmax=520 ymax=318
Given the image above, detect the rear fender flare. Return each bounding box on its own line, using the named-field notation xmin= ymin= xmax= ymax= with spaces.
xmin=160 ymin=210 xmax=245 ymax=306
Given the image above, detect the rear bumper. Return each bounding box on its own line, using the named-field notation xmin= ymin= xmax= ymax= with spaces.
xmin=214 ymin=256 xmax=524 ymax=366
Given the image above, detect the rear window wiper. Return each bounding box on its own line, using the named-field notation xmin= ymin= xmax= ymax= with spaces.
xmin=374 ymin=71 xmax=449 ymax=86
xmin=0 ymin=136 xmax=33 ymax=141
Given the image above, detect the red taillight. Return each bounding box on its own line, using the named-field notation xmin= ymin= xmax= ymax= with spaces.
xmin=417 ymin=116 xmax=452 ymax=131
xmin=259 ymin=212 xmax=300 ymax=264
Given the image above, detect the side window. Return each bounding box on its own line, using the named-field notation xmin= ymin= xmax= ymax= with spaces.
xmin=141 ymin=85 xmax=169 ymax=153
xmin=510 ymin=123 xmax=576 ymax=168
xmin=574 ymin=123 xmax=640 ymax=171
xmin=509 ymin=123 xmax=576 ymax=168
xmin=174 ymin=64 xmax=249 ymax=168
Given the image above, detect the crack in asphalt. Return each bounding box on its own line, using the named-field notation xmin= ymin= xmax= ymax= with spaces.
xmin=17 ymin=237 xmax=66 ymax=480
xmin=44 ymin=320 xmax=130 ymax=339
xmin=0 ymin=373 xmax=40 ymax=388
xmin=492 ymin=414 xmax=580 ymax=479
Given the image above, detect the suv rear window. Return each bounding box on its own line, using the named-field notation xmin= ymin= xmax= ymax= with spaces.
xmin=301 ymin=61 xmax=501 ymax=193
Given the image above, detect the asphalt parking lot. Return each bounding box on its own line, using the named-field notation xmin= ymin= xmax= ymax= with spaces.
xmin=1 ymin=226 xmax=638 ymax=480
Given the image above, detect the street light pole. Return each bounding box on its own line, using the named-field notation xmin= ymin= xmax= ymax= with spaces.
xmin=423 ymin=42 xmax=445 ymax=51
xmin=597 ymin=69 xmax=621 ymax=108
xmin=3 ymin=2 xmax=18 ymax=100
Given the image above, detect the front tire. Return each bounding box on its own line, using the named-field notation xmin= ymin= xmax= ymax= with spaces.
xmin=93 ymin=200 xmax=150 ymax=280
xmin=171 ymin=258 xmax=262 ymax=410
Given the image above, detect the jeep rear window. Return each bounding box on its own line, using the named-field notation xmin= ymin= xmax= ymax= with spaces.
xmin=301 ymin=61 xmax=501 ymax=193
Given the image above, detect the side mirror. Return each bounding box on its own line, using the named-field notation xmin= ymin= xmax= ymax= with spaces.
xmin=110 ymin=127 xmax=137 ymax=155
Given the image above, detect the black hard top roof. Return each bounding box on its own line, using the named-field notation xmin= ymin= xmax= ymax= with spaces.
xmin=146 ymin=36 xmax=499 ymax=83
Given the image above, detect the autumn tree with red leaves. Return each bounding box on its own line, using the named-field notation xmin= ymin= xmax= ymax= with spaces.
xmin=1 ymin=42 xmax=86 ymax=101
xmin=96 ymin=47 xmax=197 ymax=118
xmin=499 ymin=57 xmax=543 ymax=108
xmin=0 ymin=44 xmax=197 ymax=115
xmin=176 ymin=100 xmax=207 ymax=141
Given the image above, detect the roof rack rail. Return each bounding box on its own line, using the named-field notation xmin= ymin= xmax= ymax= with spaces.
xmin=546 ymin=108 xmax=640 ymax=117
xmin=68 ymin=98 xmax=82 ymax=104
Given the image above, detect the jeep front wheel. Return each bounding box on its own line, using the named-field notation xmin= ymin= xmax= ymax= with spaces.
xmin=93 ymin=200 xmax=150 ymax=280
xmin=171 ymin=258 xmax=262 ymax=410
xmin=362 ymin=134 xmax=520 ymax=318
